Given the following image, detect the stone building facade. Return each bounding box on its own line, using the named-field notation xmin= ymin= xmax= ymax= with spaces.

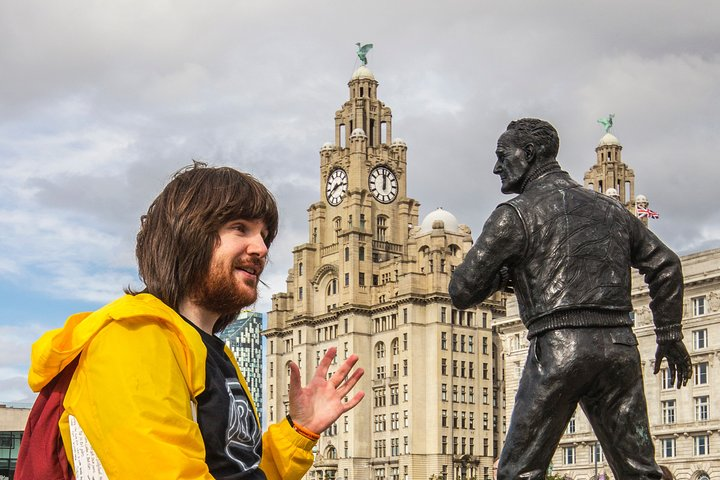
xmin=495 ymin=132 xmax=720 ymax=480
xmin=264 ymin=65 xmax=503 ymax=480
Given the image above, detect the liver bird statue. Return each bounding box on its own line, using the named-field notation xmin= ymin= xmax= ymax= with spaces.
xmin=355 ymin=43 xmax=373 ymax=66
xmin=597 ymin=113 xmax=615 ymax=133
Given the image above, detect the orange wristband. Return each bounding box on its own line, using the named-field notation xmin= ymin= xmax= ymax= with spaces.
xmin=286 ymin=415 xmax=320 ymax=441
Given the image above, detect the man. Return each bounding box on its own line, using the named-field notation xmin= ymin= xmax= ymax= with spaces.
xmin=22 ymin=163 xmax=365 ymax=479
xmin=449 ymin=119 xmax=691 ymax=480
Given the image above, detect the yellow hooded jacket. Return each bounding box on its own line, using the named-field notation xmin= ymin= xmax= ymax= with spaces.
xmin=28 ymin=293 xmax=316 ymax=479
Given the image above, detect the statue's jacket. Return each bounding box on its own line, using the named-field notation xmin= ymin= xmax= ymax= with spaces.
xmin=27 ymin=293 xmax=316 ymax=480
xmin=451 ymin=169 xmax=683 ymax=343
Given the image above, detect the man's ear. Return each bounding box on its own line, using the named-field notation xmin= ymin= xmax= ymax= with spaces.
xmin=524 ymin=143 xmax=537 ymax=163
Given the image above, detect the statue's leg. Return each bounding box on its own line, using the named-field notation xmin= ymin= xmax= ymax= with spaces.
xmin=498 ymin=330 xmax=583 ymax=480
xmin=579 ymin=327 xmax=662 ymax=480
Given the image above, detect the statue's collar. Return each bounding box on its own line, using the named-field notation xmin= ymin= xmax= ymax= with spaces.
xmin=520 ymin=161 xmax=562 ymax=192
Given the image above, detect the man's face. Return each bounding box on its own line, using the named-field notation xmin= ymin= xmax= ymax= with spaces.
xmin=493 ymin=131 xmax=531 ymax=194
xmin=193 ymin=218 xmax=268 ymax=315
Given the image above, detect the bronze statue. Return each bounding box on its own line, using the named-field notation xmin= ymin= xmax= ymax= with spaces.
xmin=355 ymin=42 xmax=373 ymax=66
xmin=449 ymin=118 xmax=691 ymax=480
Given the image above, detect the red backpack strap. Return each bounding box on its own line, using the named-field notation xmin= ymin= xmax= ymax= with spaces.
xmin=15 ymin=355 xmax=80 ymax=480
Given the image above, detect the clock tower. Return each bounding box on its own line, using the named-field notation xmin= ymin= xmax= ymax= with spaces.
xmin=265 ymin=63 xmax=500 ymax=480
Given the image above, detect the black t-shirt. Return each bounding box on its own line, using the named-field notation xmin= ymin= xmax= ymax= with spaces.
xmin=185 ymin=319 xmax=266 ymax=479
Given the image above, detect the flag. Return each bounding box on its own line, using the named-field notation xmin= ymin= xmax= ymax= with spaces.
xmin=637 ymin=207 xmax=659 ymax=219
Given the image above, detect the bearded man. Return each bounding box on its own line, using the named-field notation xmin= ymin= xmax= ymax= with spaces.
xmin=20 ymin=163 xmax=365 ymax=479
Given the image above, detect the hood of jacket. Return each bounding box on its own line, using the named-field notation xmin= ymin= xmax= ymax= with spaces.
xmin=28 ymin=293 xmax=206 ymax=396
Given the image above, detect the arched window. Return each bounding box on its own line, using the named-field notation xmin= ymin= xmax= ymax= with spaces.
xmin=391 ymin=338 xmax=399 ymax=356
xmin=345 ymin=246 xmax=350 ymax=261
xmin=334 ymin=216 xmax=342 ymax=242
xmin=325 ymin=446 xmax=337 ymax=459
xmin=298 ymin=262 xmax=303 ymax=276
xmin=419 ymin=246 xmax=430 ymax=273
xmin=359 ymin=246 xmax=365 ymax=261
xmin=376 ymin=342 xmax=386 ymax=358
xmin=377 ymin=215 xmax=388 ymax=241
xmin=326 ymin=278 xmax=338 ymax=296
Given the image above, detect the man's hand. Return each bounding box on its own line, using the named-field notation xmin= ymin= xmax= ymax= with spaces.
xmin=289 ymin=347 xmax=365 ymax=434
xmin=653 ymin=340 xmax=692 ymax=389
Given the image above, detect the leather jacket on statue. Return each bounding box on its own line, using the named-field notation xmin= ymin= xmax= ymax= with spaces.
xmin=450 ymin=167 xmax=683 ymax=343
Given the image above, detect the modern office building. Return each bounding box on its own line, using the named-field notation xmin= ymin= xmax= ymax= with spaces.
xmin=264 ymin=64 xmax=503 ymax=480
xmin=219 ymin=311 xmax=265 ymax=426
xmin=495 ymin=131 xmax=720 ymax=480
xmin=0 ymin=404 xmax=30 ymax=480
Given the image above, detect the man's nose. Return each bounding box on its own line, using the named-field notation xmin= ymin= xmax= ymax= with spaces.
xmin=248 ymin=233 xmax=269 ymax=258
xmin=493 ymin=161 xmax=502 ymax=174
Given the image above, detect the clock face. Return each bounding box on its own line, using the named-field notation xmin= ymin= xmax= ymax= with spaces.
xmin=369 ymin=166 xmax=398 ymax=204
xmin=326 ymin=168 xmax=348 ymax=206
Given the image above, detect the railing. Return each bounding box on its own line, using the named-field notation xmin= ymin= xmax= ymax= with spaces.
xmin=322 ymin=243 xmax=338 ymax=256
xmin=373 ymin=240 xmax=403 ymax=254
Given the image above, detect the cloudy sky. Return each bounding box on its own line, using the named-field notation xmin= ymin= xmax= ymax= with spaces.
xmin=1 ymin=0 xmax=719 ymax=403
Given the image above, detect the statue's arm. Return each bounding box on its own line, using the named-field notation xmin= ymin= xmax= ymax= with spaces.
xmin=630 ymin=220 xmax=684 ymax=343
xmin=449 ymin=205 xmax=524 ymax=309
xmin=631 ymin=218 xmax=691 ymax=388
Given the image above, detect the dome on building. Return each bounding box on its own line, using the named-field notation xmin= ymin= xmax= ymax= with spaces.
xmin=350 ymin=128 xmax=367 ymax=139
xmin=320 ymin=142 xmax=334 ymax=151
xmin=605 ymin=187 xmax=620 ymax=199
xmin=391 ymin=138 xmax=407 ymax=147
xmin=599 ymin=133 xmax=621 ymax=146
xmin=419 ymin=208 xmax=460 ymax=234
xmin=351 ymin=66 xmax=375 ymax=81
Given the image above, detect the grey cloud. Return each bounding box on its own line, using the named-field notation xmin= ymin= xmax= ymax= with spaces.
xmin=1 ymin=0 xmax=718 ymax=318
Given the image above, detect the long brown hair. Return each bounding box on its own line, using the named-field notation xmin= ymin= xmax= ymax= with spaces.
xmin=128 ymin=162 xmax=278 ymax=332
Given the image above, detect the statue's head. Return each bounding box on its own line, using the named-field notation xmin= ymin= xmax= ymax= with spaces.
xmin=493 ymin=118 xmax=559 ymax=194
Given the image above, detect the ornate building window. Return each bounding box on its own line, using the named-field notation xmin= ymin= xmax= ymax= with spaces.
xmin=661 ymin=399 xmax=676 ymax=424
xmin=693 ymin=435 xmax=709 ymax=456
xmin=660 ymin=368 xmax=673 ymax=390
xmin=563 ymin=447 xmax=576 ymax=465
xmin=692 ymin=296 xmax=706 ymax=316
xmin=327 ymin=278 xmax=338 ymax=296
xmin=661 ymin=438 xmax=676 ymax=458
xmin=693 ymin=329 xmax=708 ymax=350
xmin=695 ymin=395 xmax=709 ymax=421
xmin=694 ymin=362 xmax=709 ymax=385
xmin=377 ymin=215 xmax=388 ymax=241
xmin=566 ymin=413 xmax=576 ymax=434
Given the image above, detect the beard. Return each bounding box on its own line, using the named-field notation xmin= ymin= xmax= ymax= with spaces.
xmin=192 ymin=257 xmax=259 ymax=316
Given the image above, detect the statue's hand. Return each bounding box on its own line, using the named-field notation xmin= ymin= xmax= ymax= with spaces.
xmin=653 ymin=340 xmax=692 ymax=389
